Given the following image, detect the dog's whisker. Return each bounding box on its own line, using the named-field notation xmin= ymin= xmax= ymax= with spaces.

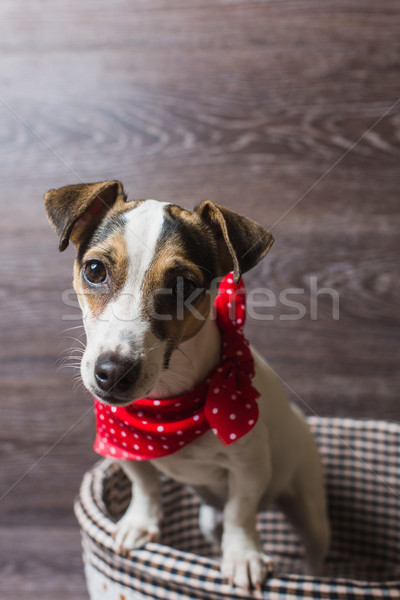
xmin=59 ymin=325 xmax=85 ymax=334
xmin=62 ymin=335 xmax=87 ymax=349
xmin=197 ymin=264 xmax=212 ymax=276
xmin=60 ymin=345 xmax=85 ymax=354
xmin=56 ymin=356 xmax=80 ymax=367
xmin=56 ymin=350 xmax=84 ymax=365
xmin=56 ymin=352 xmax=84 ymax=367
xmin=146 ymin=342 xmax=165 ymax=354
xmin=72 ymin=378 xmax=86 ymax=393
xmin=58 ymin=344 xmax=86 ymax=357
xmin=64 ymin=348 xmax=85 ymax=356
xmin=175 ymin=346 xmax=195 ymax=370
xmin=57 ymin=362 xmax=82 ymax=372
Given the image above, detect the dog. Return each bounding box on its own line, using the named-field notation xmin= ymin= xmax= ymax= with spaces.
xmin=45 ymin=180 xmax=330 ymax=591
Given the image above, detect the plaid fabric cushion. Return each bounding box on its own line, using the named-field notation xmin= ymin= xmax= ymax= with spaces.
xmin=74 ymin=417 xmax=400 ymax=599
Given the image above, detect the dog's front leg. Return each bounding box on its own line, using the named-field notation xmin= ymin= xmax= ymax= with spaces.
xmin=114 ymin=460 xmax=162 ymax=552
xmin=221 ymin=459 xmax=273 ymax=591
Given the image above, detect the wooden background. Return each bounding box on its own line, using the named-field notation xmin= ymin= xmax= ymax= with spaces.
xmin=0 ymin=1 xmax=399 ymax=598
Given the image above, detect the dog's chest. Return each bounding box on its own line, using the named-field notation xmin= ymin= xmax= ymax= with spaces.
xmin=152 ymin=432 xmax=230 ymax=486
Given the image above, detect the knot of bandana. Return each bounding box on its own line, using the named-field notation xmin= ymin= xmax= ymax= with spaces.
xmin=94 ymin=273 xmax=260 ymax=461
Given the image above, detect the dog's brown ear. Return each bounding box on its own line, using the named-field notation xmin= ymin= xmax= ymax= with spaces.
xmin=44 ymin=180 xmax=126 ymax=252
xmin=194 ymin=201 xmax=274 ymax=283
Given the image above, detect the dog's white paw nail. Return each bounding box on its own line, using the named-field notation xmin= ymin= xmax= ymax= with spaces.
xmin=221 ymin=551 xmax=274 ymax=590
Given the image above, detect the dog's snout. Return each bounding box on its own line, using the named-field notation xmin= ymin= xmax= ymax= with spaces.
xmin=94 ymin=353 xmax=140 ymax=396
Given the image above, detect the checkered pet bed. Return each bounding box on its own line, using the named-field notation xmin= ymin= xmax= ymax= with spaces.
xmin=74 ymin=418 xmax=400 ymax=599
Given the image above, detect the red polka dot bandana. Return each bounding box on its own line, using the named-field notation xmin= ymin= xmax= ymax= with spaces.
xmin=94 ymin=273 xmax=260 ymax=461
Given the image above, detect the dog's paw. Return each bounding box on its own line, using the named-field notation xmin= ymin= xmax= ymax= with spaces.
xmin=221 ymin=548 xmax=274 ymax=591
xmin=113 ymin=513 xmax=160 ymax=553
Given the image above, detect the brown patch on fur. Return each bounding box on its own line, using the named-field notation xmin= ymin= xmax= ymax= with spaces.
xmin=140 ymin=200 xmax=273 ymax=357
xmin=194 ymin=201 xmax=274 ymax=283
xmin=44 ymin=180 xmax=126 ymax=251
xmin=73 ymin=231 xmax=129 ymax=318
xmin=44 ymin=178 xmax=146 ymax=256
xmin=141 ymin=204 xmax=217 ymax=350
xmin=179 ymin=290 xmax=212 ymax=341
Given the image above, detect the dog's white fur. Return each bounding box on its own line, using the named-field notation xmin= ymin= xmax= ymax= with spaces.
xmin=46 ymin=187 xmax=330 ymax=590
xmin=77 ymin=201 xmax=330 ymax=589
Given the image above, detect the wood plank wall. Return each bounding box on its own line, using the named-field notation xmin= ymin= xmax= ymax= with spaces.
xmin=0 ymin=2 xmax=399 ymax=598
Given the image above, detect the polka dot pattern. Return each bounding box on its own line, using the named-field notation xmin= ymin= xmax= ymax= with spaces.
xmin=93 ymin=272 xmax=259 ymax=460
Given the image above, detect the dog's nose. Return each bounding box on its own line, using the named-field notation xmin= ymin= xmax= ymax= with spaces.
xmin=94 ymin=353 xmax=140 ymax=395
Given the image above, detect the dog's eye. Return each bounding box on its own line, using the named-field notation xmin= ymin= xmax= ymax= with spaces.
xmin=83 ymin=260 xmax=107 ymax=285
xmin=172 ymin=276 xmax=197 ymax=300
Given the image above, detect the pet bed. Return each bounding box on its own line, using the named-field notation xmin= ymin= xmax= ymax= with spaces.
xmin=74 ymin=417 xmax=400 ymax=599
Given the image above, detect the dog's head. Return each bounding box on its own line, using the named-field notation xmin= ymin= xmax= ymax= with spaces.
xmin=45 ymin=180 xmax=273 ymax=405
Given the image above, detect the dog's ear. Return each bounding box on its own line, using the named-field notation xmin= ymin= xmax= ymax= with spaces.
xmin=194 ymin=201 xmax=274 ymax=283
xmin=44 ymin=180 xmax=126 ymax=252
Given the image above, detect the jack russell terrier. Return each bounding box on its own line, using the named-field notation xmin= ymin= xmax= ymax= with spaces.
xmin=45 ymin=180 xmax=330 ymax=591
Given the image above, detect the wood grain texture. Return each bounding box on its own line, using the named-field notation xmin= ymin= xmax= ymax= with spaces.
xmin=0 ymin=1 xmax=399 ymax=597
xmin=0 ymin=527 xmax=87 ymax=600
